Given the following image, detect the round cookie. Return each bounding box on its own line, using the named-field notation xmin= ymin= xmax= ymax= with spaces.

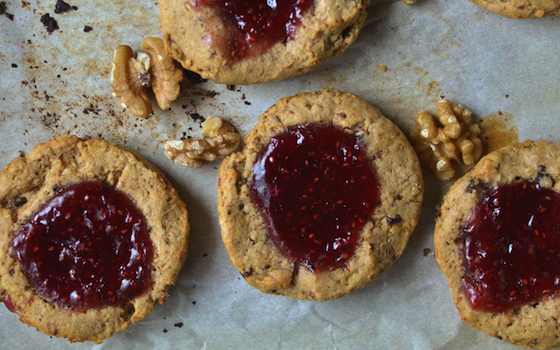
xmin=0 ymin=136 xmax=189 ymax=342
xmin=218 ymin=90 xmax=423 ymax=300
xmin=435 ymin=141 xmax=560 ymax=349
xmin=471 ymin=0 xmax=560 ymax=18
xmin=160 ymin=0 xmax=369 ymax=84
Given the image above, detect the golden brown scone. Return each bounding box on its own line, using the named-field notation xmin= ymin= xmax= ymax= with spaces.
xmin=435 ymin=141 xmax=560 ymax=349
xmin=160 ymin=0 xmax=369 ymax=84
xmin=0 ymin=136 xmax=189 ymax=343
xmin=471 ymin=0 xmax=560 ymax=18
xmin=218 ymin=90 xmax=423 ymax=300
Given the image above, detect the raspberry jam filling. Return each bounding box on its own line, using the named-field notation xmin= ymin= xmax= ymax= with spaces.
xmin=462 ymin=181 xmax=560 ymax=312
xmin=3 ymin=296 xmax=16 ymax=313
xmin=11 ymin=181 xmax=153 ymax=311
xmin=194 ymin=0 xmax=313 ymax=60
xmin=251 ymin=123 xmax=380 ymax=272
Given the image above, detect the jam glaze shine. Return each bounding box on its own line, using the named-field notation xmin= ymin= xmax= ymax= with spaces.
xmin=251 ymin=123 xmax=380 ymax=272
xmin=11 ymin=181 xmax=153 ymax=311
xmin=462 ymin=180 xmax=560 ymax=312
xmin=193 ymin=0 xmax=314 ymax=60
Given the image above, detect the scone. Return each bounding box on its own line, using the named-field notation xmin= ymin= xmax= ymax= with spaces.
xmin=160 ymin=0 xmax=369 ymax=84
xmin=218 ymin=90 xmax=423 ymax=300
xmin=0 ymin=136 xmax=189 ymax=342
xmin=471 ymin=0 xmax=560 ymax=18
xmin=435 ymin=141 xmax=560 ymax=349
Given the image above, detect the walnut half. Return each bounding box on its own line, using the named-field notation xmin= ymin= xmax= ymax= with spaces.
xmin=141 ymin=37 xmax=183 ymax=111
xmin=414 ymin=98 xmax=484 ymax=181
xmin=165 ymin=117 xmax=241 ymax=168
xmin=111 ymin=45 xmax=153 ymax=118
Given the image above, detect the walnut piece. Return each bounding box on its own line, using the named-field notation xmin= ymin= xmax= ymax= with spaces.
xmin=141 ymin=37 xmax=183 ymax=111
xmin=164 ymin=117 xmax=241 ymax=168
xmin=414 ymin=99 xmax=484 ymax=181
xmin=111 ymin=45 xmax=153 ymax=118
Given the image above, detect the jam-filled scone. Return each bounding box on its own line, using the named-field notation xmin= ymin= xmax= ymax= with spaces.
xmin=160 ymin=0 xmax=369 ymax=84
xmin=471 ymin=0 xmax=560 ymax=18
xmin=0 ymin=136 xmax=189 ymax=342
xmin=435 ymin=141 xmax=560 ymax=349
xmin=218 ymin=90 xmax=423 ymax=300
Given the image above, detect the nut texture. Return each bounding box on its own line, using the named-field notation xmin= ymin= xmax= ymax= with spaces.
xmin=141 ymin=37 xmax=183 ymax=110
xmin=414 ymin=99 xmax=484 ymax=181
xmin=111 ymin=45 xmax=153 ymax=118
xmin=165 ymin=117 xmax=241 ymax=168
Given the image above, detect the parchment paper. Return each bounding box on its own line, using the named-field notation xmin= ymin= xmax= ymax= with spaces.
xmin=0 ymin=0 xmax=559 ymax=349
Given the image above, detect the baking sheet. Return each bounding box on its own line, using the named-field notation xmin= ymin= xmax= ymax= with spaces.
xmin=1 ymin=0 xmax=559 ymax=349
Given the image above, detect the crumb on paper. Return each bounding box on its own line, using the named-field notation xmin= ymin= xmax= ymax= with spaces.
xmin=0 ymin=1 xmax=15 ymax=21
xmin=54 ymin=0 xmax=77 ymax=14
xmin=164 ymin=117 xmax=241 ymax=168
xmin=402 ymin=0 xmax=417 ymax=5
xmin=40 ymin=13 xmax=59 ymax=34
xmin=377 ymin=64 xmax=389 ymax=73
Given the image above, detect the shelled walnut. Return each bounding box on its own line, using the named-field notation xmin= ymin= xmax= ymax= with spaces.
xmin=141 ymin=37 xmax=183 ymax=110
xmin=111 ymin=37 xmax=183 ymax=117
xmin=414 ymin=99 xmax=484 ymax=180
xmin=165 ymin=117 xmax=241 ymax=168
xmin=111 ymin=45 xmax=153 ymax=118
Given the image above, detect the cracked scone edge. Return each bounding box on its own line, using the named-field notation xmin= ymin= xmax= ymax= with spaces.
xmin=0 ymin=136 xmax=189 ymax=343
xmin=160 ymin=0 xmax=369 ymax=84
xmin=435 ymin=141 xmax=560 ymax=349
xmin=471 ymin=0 xmax=560 ymax=18
xmin=218 ymin=90 xmax=423 ymax=300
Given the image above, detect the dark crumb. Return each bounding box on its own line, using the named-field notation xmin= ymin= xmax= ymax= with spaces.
xmin=11 ymin=63 xmax=17 ymax=68
xmin=202 ymin=253 xmax=208 ymax=257
xmin=162 ymin=328 xmax=168 ymax=333
xmin=54 ymin=0 xmax=77 ymax=14
xmin=191 ymin=301 xmax=196 ymax=305
xmin=423 ymin=248 xmax=432 ymax=257
xmin=226 ymin=85 xmax=236 ymax=91
xmin=83 ymin=25 xmax=92 ymax=32
xmin=174 ymin=322 xmax=184 ymax=328
xmin=189 ymin=112 xmax=206 ymax=124
xmin=184 ymin=70 xmax=207 ymax=85
xmin=40 ymin=13 xmax=59 ymax=34
xmin=244 ymin=101 xmax=252 ymax=105
xmin=505 ymin=94 xmax=510 ymax=98
xmin=0 ymin=1 xmax=14 ymax=21
xmin=386 ymin=215 xmax=402 ymax=225
xmin=13 ymin=196 xmax=27 ymax=208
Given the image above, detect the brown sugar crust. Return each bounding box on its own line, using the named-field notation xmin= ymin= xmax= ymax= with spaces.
xmin=435 ymin=141 xmax=560 ymax=349
xmin=160 ymin=0 xmax=369 ymax=84
xmin=0 ymin=136 xmax=189 ymax=343
xmin=218 ymin=90 xmax=423 ymax=300
xmin=471 ymin=0 xmax=560 ymax=18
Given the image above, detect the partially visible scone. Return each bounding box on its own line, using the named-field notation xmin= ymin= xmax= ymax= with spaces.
xmin=160 ymin=0 xmax=369 ymax=84
xmin=218 ymin=90 xmax=423 ymax=300
xmin=471 ymin=0 xmax=560 ymax=18
xmin=435 ymin=141 xmax=560 ymax=349
xmin=0 ymin=136 xmax=189 ymax=342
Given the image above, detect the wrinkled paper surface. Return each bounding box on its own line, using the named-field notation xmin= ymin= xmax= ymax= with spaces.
xmin=1 ymin=0 xmax=559 ymax=349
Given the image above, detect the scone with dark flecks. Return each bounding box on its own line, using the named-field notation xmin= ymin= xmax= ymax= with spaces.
xmin=471 ymin=0 xmax=560 ymax=18
xmin=0 ymin=136 xmax=189 ymax=342
xmin=435 ymin=141 xmax=560 ymax=349
xmin=160 ymin=0 xmax=369 ymax=84
xmin=218 ymin=90 xmax=423 ymax=300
